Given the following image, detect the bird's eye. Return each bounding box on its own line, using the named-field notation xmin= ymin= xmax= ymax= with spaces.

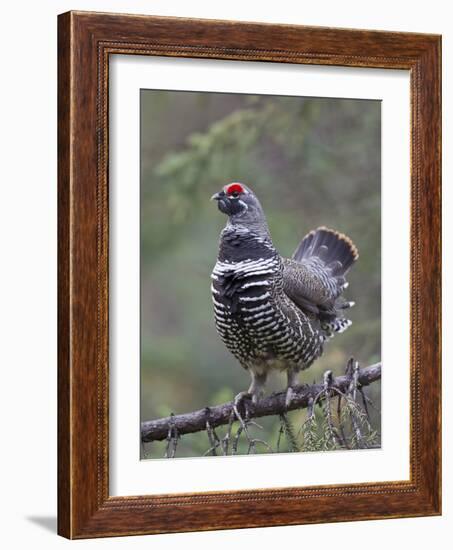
xmin=231 ymin=191 xmax=239 ymax=198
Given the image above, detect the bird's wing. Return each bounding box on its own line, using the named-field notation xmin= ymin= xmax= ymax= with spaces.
xmin=283 ymin=258 xmax=336 ymax=314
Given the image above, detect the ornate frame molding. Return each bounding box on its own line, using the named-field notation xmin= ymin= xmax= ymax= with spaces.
xmin=58 ymin=11 xmax=441 ymax=538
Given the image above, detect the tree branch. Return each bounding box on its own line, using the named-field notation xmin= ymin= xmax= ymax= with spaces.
xmin=141 ymin=362 xmax=381 ymax=443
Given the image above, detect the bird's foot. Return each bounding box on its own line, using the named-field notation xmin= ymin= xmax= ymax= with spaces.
xmin=285 ymin=386 xmax=294 ymax=409
xmin=234 ymin=390 xmax=252 ymax=405
xmin=233 ymin=391 xmax=253 ymax=431
xmin=285 ymin=369 xmax=301 ymax=409
xmin=285 ymin=383 xmax=309 ymax=409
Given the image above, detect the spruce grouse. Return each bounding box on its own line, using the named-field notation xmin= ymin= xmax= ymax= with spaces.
xmin=211 ymin=182 xmax=358 ymax=407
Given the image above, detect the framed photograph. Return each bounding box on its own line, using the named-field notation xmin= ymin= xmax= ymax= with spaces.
xmin=58 ymin=11 xmax=441 ymax=538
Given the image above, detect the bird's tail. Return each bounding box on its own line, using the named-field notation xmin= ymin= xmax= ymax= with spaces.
xmin=292 ymin=226 xmax=359 ymax=276
xmin=292 ymin=227 xmax=359 ymax=339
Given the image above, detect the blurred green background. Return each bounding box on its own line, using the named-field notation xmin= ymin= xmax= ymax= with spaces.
xmin=140 ymin=90 xmax=381 ymax=459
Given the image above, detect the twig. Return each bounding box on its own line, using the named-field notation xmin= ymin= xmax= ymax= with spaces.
xmin=346 ymin=361 xmax=364 ymax=448
xmin=337 ymin=395 xmax=349 ymax=449
xmin=279 ymin=413 xmax=299 ymax=452
xmin=164 ymin=413 xmax=178 ymax=458
xmin=359 ymin=387 xmax=371 ymax=421
xmin=221 ymin=410 xmax=236 ymax=455
xmin=232 ymin=425 xmax=243 ymax=455
xmin=204 ymin=408 xmax=221 ymax=456
xmin=322 ymin=371 xmax=341 ymax=449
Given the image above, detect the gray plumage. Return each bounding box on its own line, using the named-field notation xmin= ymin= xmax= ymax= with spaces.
xmin=211 ymin=183 xmax=358 ymax=404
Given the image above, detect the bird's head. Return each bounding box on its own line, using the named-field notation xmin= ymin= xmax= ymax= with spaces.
xmin=211 ymin=182 xmax=268 ymax=231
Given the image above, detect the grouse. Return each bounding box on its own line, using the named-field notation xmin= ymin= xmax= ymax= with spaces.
xmin=211 ymin=182 xmax=358 ymax=407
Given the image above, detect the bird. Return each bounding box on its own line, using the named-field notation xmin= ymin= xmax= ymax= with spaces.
xmin=210 ymin=182 xmax=358 ymax=409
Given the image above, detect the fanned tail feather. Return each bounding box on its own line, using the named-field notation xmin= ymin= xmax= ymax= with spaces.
xmin=292 ymin=226 xmax=359 ymax=276
xmin=292 ymin=227 xmax=359 ymax=339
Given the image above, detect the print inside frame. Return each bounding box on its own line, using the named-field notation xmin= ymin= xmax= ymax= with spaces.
xmin=110 ymin=55 xmax=410 ymax=497
xmin=139 ymin=89 xmax=382 ymax=461
xmin=58 ymin=11 xmax=441 ymax=539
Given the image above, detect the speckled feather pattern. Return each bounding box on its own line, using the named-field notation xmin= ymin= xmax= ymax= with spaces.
xmin=211 ymin=224 xmax=357 ymax=377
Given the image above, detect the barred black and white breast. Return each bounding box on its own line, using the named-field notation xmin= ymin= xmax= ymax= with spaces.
xmin=211 ymin=182 xmax=358 ymax=405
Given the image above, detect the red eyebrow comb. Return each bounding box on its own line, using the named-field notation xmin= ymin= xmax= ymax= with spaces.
xmin=225 ymin=183 xmax=245 ymax=195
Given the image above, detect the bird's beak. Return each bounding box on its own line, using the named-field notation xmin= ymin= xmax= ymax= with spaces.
xmin=211 ymin=192 xmax=223 ymax=201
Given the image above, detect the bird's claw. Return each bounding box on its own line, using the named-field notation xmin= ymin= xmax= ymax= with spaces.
xmin=234 ymin=390 xmax=252 ymax=412
xmin=251 ymin=392 xmax=260 ymax=405
xmin=285 ymin=386 xmax=294 ymax=409
xmin=234 ymin=390 xmax=251 ymax=404
xmin=233 ymin=391 xmax=253 ymax=430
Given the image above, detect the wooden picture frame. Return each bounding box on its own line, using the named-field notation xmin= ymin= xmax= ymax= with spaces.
xmin=58 ymin=10 xmax=441 ymax=539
